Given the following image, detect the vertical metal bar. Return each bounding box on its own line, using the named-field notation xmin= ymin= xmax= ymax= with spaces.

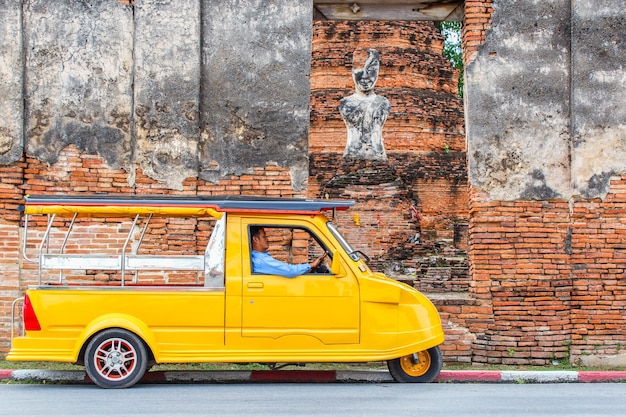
xmin=136 ymin=213 xmax=152 ymax=252
xmin=11 ymin=297 xmax=25 ymax=344
xmin=44 ymin=214 xmax=51 ymax=254
xmin=132 ymin=214 xmax=152 ymax=283
xmin=59 ymin=212 xmax=78 ymax=253
xmin=37 ymin=214 xmax=56 ymax=285
xmin=121 ymin=214 xmax=141 ymax=286
xmin=57 ymin=212 xmax=78 ymax=282
xmin=22 ymin=214 xmax=36 ymax=263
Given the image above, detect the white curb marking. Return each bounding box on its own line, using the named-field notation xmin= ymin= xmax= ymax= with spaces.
xmin=501 ymin=371 xmax=578 ymax=383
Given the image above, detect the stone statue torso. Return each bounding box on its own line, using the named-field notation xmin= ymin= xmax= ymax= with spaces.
xmin=339 ymin=93 xmax=390 ymax=160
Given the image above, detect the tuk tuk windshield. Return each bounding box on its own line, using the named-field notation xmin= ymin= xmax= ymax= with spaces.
xmin=327 ymin=222 xmax=370 ymax=263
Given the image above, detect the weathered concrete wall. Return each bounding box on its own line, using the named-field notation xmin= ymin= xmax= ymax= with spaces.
xmin=0 ymin=0 xmax=23 ymax=163
xmin=200 ymin=0 xmax=313 ymax=189
xmin=1 ymin=0 xmax=313 ymax=191
xmin=465 ymin=0 xmax=572 ymax=201
xmin=466 ymin=0 xmax=626 ymax=201
xmin=571 ymin=1 xmax=626 ymax=198
xmin=23 ymin=0 xmax=134 ymax=172
xmin=134 ymin=0 xmax=201 ymax=189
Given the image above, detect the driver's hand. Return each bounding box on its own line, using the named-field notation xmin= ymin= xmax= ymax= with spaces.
xmin=310 ymin=252 xmax=328 ymax=270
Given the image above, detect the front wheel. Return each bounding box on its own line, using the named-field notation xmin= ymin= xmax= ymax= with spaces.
xmin=84 ymin=328 xmax=148 ymax=389
xmin=387 ymin=346 xmax=443 ymax=383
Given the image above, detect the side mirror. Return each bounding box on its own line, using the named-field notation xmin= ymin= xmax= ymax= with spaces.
xmin=330 ymin=250 xmax=345 ymax=276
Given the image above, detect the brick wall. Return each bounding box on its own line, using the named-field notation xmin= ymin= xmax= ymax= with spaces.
xmin=467 ymin=176 xmax=626 ymax=365
xmin=569 ymin=178 xmax=626 ymax=365
xmin=462 ymin=0 xmax=494 ymax=65
xmin=0 ymin=158 xmax=24 ymax=353
xmin=468 ymin=190 xmax=573 ymax=364
xmin=309 ymin=156 xmax=418 ymax=271
xmin=310 ymin=20 xmax=467 ymax=267
xmin=0 ymin=223 xmax=20 ymax=354
xmin=309 ymin=152 xmax=468 ymax=266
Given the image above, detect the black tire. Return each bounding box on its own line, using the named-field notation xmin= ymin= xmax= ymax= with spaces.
xmin=84 ymin=328 xmax=148 ymax=389
xmin=387 ymin=346 xmax=443 ymax=383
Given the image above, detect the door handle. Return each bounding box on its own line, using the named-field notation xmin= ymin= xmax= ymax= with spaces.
xmin=247 ymin=282 xmax=264 ymax=289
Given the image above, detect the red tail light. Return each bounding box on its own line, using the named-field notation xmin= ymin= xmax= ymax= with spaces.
xmin=23 ymin=294 xmax=41 ymax=331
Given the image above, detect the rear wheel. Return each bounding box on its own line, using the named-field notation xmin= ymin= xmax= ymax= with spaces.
xmin=84 ymin=329 xmax=148 ymax=389
xmin=387 ymin=346 xmax=443 ymax=383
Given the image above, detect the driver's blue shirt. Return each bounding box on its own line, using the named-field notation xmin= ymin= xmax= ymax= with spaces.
xmin=251 ymin=250 xmax=310 ymax=278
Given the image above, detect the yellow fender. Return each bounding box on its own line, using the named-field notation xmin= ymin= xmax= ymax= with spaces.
xmin=73 ymin=314 xmax=159 ymax=361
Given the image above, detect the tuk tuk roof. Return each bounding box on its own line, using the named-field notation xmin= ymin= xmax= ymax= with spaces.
xmin=22 ymin=195 xmax=354 ymax=218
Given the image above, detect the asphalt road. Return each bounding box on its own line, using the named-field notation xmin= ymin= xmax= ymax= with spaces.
xmin=2 ymin=383 xmax=625 ymax=416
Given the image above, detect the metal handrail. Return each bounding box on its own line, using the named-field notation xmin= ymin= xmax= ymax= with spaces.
xmin=58 ymin=212 xmax=78 ymax=282
xmin=37 ymin=214 xmax=56 ymax=285
xmin=135 ymin=214 xmax=153 ymax=252
xmin=11 ymin=297 xmax=24 ymax=345
xmin=58 ymin=212 xmax=78 ymax=254
xmin=121 ymin=214 xmax=141 ymax=286
xmin=24 ymin=210 xmax=213 ymax=288
xmin=132 ymin=214 xmax=153 ymax=283
xmin=22 ymin=214 xmax=36 ymax=263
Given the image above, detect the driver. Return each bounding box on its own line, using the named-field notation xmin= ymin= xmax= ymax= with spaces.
xmin=250 ymin=226 xmax=328 ymax=278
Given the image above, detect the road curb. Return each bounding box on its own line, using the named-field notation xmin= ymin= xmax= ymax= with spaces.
xmin=2 ymin=369 xmax=626 ymax=385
